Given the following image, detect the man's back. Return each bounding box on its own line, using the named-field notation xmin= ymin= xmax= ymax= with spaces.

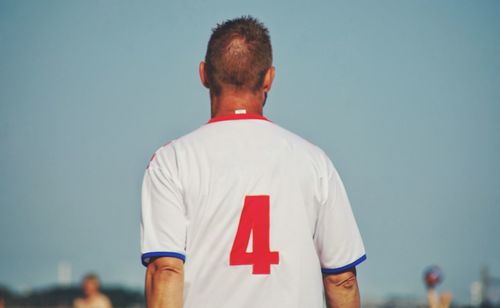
xmin=141 ymin=114 xmax=365 ymax=307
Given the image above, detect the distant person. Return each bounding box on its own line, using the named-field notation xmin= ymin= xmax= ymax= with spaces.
xmin=141 ymin=16 xmax=366 ymax=307
xmin=73 ymin=274 xmax=112 ymax=308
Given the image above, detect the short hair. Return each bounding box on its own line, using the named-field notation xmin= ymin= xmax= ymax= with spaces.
xmin=82 ymin=273 xmax=100 ymax=283
xmin=205 ymin=16 xmax=273 ymax=96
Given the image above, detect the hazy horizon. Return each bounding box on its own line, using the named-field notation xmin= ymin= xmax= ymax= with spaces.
xmin=1 ymin=0 xmax=499 ymax=305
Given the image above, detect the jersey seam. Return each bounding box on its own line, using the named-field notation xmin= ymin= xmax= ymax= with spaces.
xmin=321 ymin=254 xmax=367 ymax=274
xmin=141 ymin=251 xmax=186 ymax=267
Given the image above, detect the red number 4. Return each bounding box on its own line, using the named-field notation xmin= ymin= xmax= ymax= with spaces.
xmin=230 ymin=195 xmax=279 ymax=274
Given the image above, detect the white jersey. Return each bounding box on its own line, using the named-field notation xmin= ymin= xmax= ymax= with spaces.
xmin=141 ymin=114 xmax=366 ymax=308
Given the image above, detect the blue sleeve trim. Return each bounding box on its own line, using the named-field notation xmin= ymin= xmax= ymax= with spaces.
xmin=321 ymin=254 xmax=367 ymax=274
xmin=141 ymin=252 xmax=186 ymax=267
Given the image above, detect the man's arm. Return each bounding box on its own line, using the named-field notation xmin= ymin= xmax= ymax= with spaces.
xmin=145 ymin=257 xmax=184 ymax=308
xmin=323 ymin=267 xmax=360 ymax=308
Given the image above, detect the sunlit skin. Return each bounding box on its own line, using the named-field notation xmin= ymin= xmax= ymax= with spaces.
xmin=198 ymin=61 xmax=275 ymax=118
xmin=83 ymin=278 xmax=99 ymax=297
xmin=323 ymin=268 xmax=361 ymax=308
xmin=73 ymin=276 xmax=112 ymax=308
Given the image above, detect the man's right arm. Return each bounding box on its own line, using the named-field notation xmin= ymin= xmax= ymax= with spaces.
xmin=323 ymin=267 xmax=360 ymax=308
xmin=146 ymin=257 xmax=184 ymax=308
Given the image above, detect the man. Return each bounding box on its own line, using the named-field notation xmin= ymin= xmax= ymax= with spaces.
xmin=141 ymin=16 xmax=366 ymax=308
xmin=73 ymin=274 xmax=112 ymax=308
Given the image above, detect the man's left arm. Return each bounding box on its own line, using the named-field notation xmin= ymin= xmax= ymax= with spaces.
xmin=141 ymin=146 xmax=187 ymax=307
xmin=146 ymin=257 xmax=184 ymax=308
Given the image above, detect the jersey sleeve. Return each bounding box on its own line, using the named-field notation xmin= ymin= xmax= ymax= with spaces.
xmin=314 ymin=158 xmax=366 ymax=274
xmin=140 ymin=144 xmax=187 ymax=267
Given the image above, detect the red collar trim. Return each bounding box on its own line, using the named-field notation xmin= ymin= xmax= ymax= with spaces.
xmin=207 ymin=114 xmax=270 ymax=124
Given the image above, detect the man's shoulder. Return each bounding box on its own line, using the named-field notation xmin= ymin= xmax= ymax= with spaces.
xmin=96 ymin=294 xmax=112 ymax=305
xmin=72 ymin=295 xmax=111 ymax=308
xmin=148 ymin=118 xmax=331 ymax=168
xmin=269 ymin=121 xmax=330 ymax=158
xmin=73 ymin=297 xmax=84 ymax=307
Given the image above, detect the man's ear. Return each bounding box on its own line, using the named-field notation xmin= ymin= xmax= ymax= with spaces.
xmin=262 ymin=66 xmax=276 ymax=93
xmin=199 ymin=61 xmax=210 ymax=88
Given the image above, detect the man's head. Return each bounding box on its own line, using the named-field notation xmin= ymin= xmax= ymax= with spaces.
xmin=81 ymin=273 xmax=101 ymax=297
xmin=200 ymin=16 xmax=274 ymax=97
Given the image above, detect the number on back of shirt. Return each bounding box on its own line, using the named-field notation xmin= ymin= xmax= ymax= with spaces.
xmin=229 ymin=195 xmax=279 ymax=274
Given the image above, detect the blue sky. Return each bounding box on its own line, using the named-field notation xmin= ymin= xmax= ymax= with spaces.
xmin=1 ymin=0 xmax=499 ymax=304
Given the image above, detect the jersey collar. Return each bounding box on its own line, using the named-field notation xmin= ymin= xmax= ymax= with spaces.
xmin=207 ymin=114 xmax=271 ymax=124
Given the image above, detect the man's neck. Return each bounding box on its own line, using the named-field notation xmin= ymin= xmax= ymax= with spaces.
xmin=210 ymin=90 xmax=264 ymax=118
xmin=86 ymin=292 xmax=100 ymax=300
